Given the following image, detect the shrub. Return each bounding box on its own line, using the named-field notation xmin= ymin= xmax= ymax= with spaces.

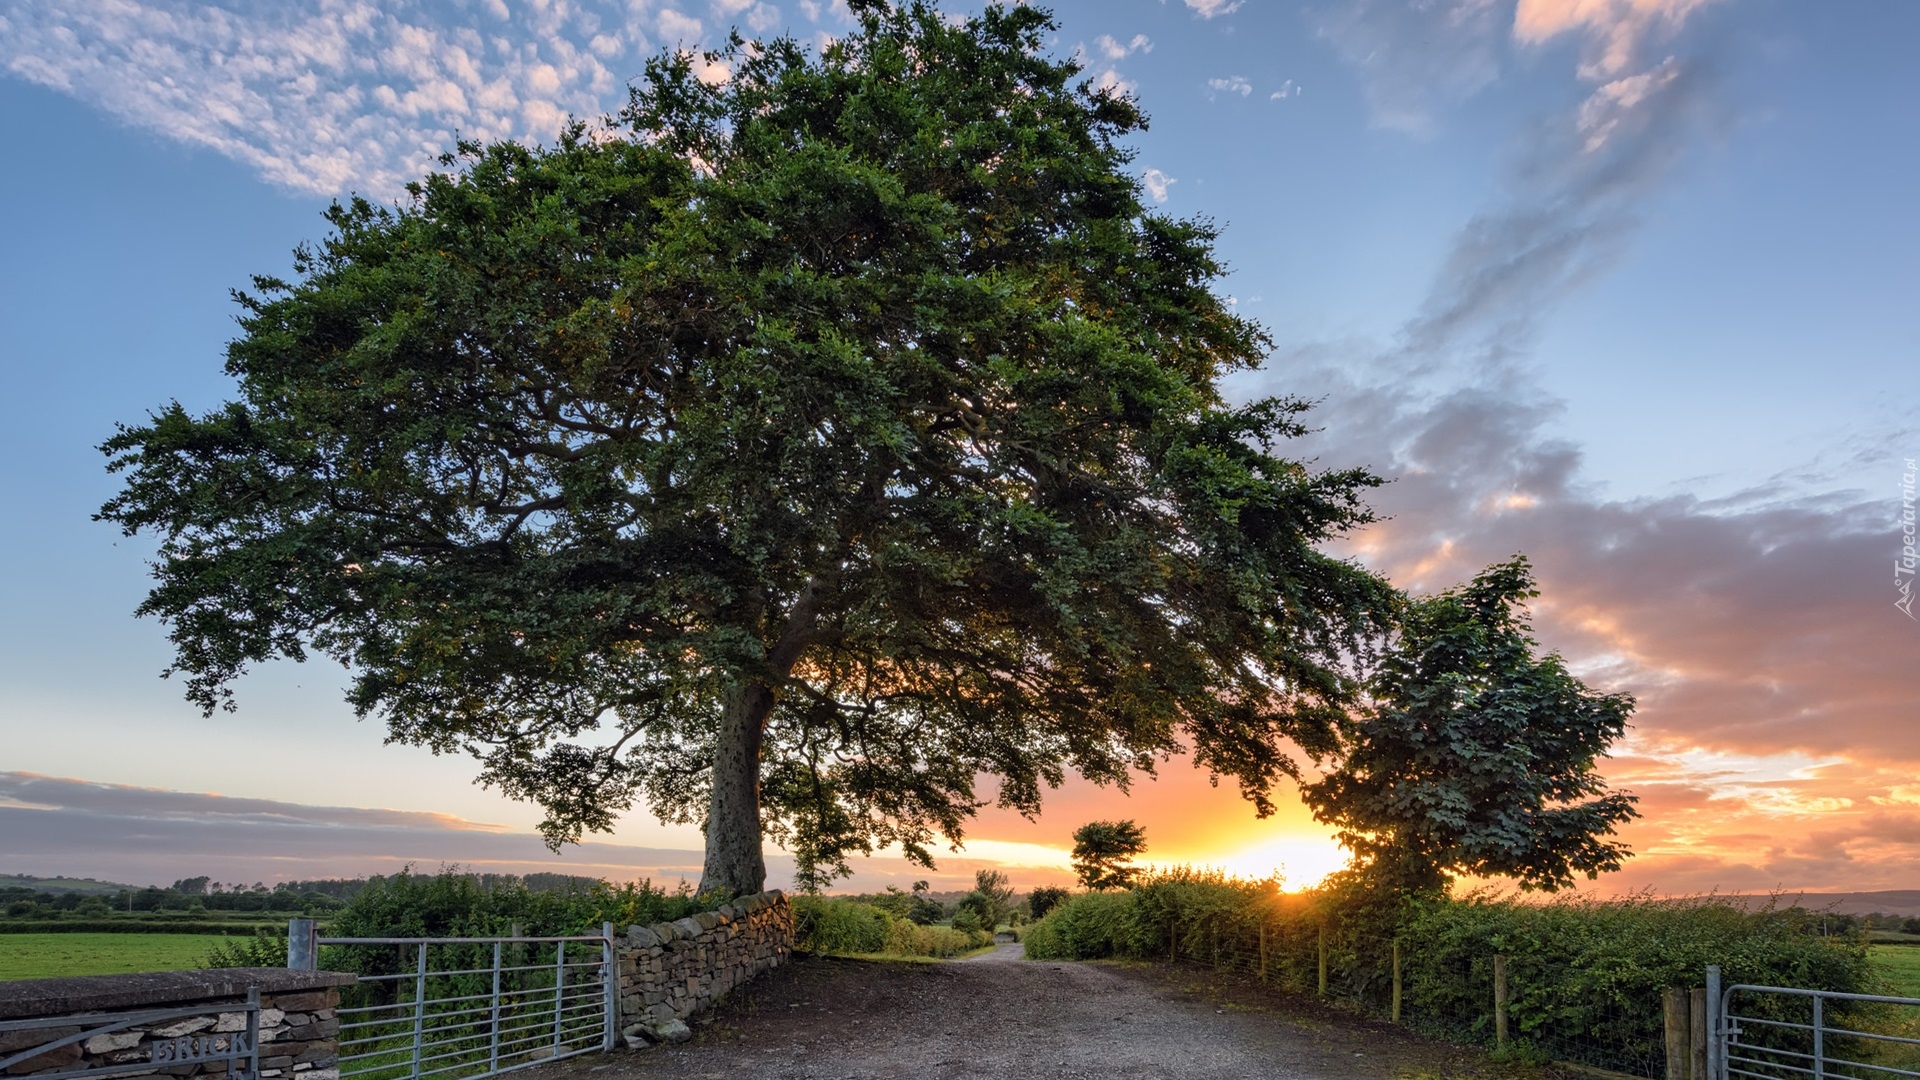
xmin=885 ymin=920 xmax=988 ymax=957
xmin=321 ymin=866 xmax=708 ymax=942
xmin=204 ymin=926 xmax=289 ymax=968
xmin=310 ymin=867 xmax=716 ymax=991
xmin=1028 ymin=886 xmax=1070 ymax=921
xmin=907 ymin=893 xmax=947 ymax=925
xmin=793 ymin=896 xmax=891 ymax=954
xmin=1021 ymin=891 xmax=1138 ymax=960
xmin=793 ymin=896 xmax=990 ymax=958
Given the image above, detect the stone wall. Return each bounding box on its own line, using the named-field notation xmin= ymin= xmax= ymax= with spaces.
xmin=0 ymin=969 xmax=354 ymax=1080
xmin=614 ymin=890 xmax=793 ymax=1047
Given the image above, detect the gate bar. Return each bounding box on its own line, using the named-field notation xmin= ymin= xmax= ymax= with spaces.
xmin=1707 ymin=965 xmax=1722 ymax=1080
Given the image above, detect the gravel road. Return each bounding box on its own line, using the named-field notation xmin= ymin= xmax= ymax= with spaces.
xmin=530 ymin=944 xmax=1566 ymax=1080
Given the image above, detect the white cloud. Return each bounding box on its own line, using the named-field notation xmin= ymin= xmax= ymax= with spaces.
xmin=1270 ymin=79 xmax=1301 ymax=100
xmin=0 ymin=0 xmax=657 ymax=199
xmin=1184 ymin=0 xmax=1243 ymax=19
xmin=1576 ymin=57 xmax=1680 ymax=151
xmin=686 ymin=48 xmax=732 ymax=85
xmin=1141 ymin=167 xmax=1175 ymax=203
xmin=1094 ymin=33 xmax=1151 ymax=60
xmin=743 ymin=4 xmax=781 ymax=33
xmin=657 ymin=8 xmax=703 ymax=41
xmin=797 ymin=0 xmax=851 ymax=25
xmin=706 ymin=0 xmax=781 ymax=33
xmin=1206 ymin=75 xmax=1252 ymax=98
xmin=1092 ymin=67 xmax=1134 ymax=97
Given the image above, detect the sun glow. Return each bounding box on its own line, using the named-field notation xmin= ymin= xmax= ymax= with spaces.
xmin=1212 ymin=835 xmax=1351 ymax=890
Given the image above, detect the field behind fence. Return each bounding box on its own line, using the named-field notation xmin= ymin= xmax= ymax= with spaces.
xmin=1023 ymin=870 xmax=1889 ymax=1079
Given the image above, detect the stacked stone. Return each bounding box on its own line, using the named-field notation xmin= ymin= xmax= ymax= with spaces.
xmin=0 ymin=971 xmax=352 ymax=1080
xmin=614 ymin=890 xmax=794 ymax=1049
xmin=254 ymin=988 xmax=342 ymax=1080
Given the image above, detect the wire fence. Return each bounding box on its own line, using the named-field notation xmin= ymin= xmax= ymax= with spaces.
xmin=1145 ymin=905 xmax=1673 ymax=1077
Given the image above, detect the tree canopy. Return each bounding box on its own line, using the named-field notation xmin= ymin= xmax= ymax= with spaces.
xmin=1070 ymin=819 xmax=1148 ymax=891
xmin=98 ymin=0 xmax=1406 ymax=896
xmin=1302 ymin=558 xmax=1639 ymax=893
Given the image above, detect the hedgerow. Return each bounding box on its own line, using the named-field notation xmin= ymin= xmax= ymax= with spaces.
xmin=1023 ymin=871 xmax=1876 ymax=1076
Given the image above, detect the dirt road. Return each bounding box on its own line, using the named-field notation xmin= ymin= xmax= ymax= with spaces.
xmin=531 ymin=944 xmax=1566 ymax=1080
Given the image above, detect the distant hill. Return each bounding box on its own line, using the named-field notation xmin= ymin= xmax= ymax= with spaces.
xmin=0 ymin=874 xmax=142 ymax=894
xmin=1735 ymin=891 xmax=1920 ymax=917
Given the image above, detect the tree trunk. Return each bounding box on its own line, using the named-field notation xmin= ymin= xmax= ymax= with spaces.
xmin=701 ymin=680 xmax=772 ymax=896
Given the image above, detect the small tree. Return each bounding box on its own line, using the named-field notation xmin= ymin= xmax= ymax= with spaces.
xmin=906 ymin=881 xmax=945 ymax=925
xmin=1303 ymin=557 xmax=1639 ymax=893
xmin=1071 ymin=819 xmax=1147 ymax=891
xmin=977 ymin=869 xmax=1017 ymax=927
xmin=956 ymin=868 xmax=1017 ymax=930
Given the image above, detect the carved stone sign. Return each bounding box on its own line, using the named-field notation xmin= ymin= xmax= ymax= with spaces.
xmin=150 ymin=1030 xmax=253 ymax=1064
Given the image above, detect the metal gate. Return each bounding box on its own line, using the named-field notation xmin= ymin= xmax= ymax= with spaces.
xmin=1716 ymin=971 xmax=1920 ymax=1079
xmin=292 ymin=927 xmax=615 ymax=1080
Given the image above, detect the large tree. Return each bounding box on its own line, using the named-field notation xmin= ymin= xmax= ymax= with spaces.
xmin=1302 ymin=557 xmax=1639 ymax=893
xmin=98 ymin=0 xmax=1397 ymax=896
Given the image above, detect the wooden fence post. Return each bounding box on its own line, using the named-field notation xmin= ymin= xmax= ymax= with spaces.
xmin=1391 ymin=941 xmax=1402 ymax=1024
xmin=1169 ymin=923 xmax=1177 ymax=962
xmin=1493 ymin=955 xmax=1509 ymax=1051
xmin=1690 ymin=987 xmax=1708 ymax=1080
xmin=1258 ymin=924 xmax=1268 ymax=983
xmin=1663 ymin=987 xmax=1691 ymax=1080
xmin=1317 ymin=925 xmax=1328 ymax=997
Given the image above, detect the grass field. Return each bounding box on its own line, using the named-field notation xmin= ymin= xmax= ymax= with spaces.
xmin=0 ymin=933 xmax=233 ymax=980
xmin=1871 ymin=945 xmax=1920 ymax=999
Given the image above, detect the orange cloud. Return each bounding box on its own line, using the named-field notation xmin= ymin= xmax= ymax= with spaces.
xmin=1513 ymin=0 xmax=1717 ymax=80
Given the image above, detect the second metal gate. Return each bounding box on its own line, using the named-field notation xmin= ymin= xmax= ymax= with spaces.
xmin=1716 ymin=971 xmax=1920 ymax=1079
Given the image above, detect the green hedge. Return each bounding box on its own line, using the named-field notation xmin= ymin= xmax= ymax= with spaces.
xmin=1017 ymin=890 xmax=1138 ymax=960
xmin=792 ymin=897 xmax=991 ymax=958
xmin=1023 ymin=871 xmax=1878 ymax=1077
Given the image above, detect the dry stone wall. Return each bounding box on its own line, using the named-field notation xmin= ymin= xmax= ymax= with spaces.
xmin=0 ymin=969 xmax=354 ymax=1080
xmin=614 ymin=890 xmax=793 ymax=1047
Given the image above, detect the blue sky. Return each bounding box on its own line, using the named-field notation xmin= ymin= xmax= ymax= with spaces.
xmin=0 ymin=0 xmax=1914 ymax=893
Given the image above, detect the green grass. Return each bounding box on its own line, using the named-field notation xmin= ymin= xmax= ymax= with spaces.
xmin=0 ymin=933 xmax=235 ymax=980
xmin=1871 ymin=945 xmax=1920 ymax=999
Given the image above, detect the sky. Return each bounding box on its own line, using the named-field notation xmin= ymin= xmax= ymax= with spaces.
xmin=0 ymin=0 xmax=1914 ymax=897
